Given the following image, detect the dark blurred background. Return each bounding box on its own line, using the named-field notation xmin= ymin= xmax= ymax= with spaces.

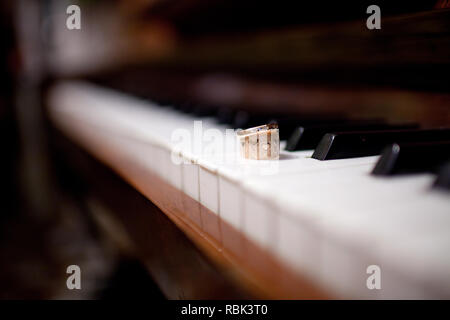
xmin=0 ymin=0 xmax=449 ymax=299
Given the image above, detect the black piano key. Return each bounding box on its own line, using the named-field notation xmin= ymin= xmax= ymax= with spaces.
xmin=273 ymin=116 xmax=351 ymax=140
xmin=232 ymin=110 xmax=285 ymax=129
xmin=286 ymin=122 xmax=418 ymax=151
xmin=232 ymin=111 xmax=348 ymax=139
xmin=177 ymin=102 xmax=196 ymax=113
xmin=265 ymin=117 xmax=304 ymax=140
xmin=372 ymin=141 xmax=450 ymax=176
xmin=216 ymin=107 xmax=236 ymax=124
xmin=233 ymin=110 xmax=255 ymax=128
xmin=152 ymin=98 xmax=173 ymax=108
xmin=312 ymin=128 xmax=450 ymax=160
xmin=191 ymin=105 xmax=218 ymax=117
xmin=433 ymin=162 xmax=450 ymax=191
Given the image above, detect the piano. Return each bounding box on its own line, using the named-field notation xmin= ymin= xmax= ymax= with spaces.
xmin=45 ymin=0 xmax=450 ymax=299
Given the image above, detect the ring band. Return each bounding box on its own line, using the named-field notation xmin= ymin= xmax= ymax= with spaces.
xmin=237 ymin=123 xmax=280 ymax=160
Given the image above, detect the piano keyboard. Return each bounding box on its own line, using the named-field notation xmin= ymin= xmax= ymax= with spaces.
xmin=48 ymin=81 xmax=450 ymax=299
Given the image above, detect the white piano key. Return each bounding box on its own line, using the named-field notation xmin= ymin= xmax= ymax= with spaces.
xmin=381 ymin=233 xmax=450 ymax=298
xmin=182 ymin=159 xmax=200 ymax=201
xmin=218 ymin=176 xmax=242 ymax=231
xmin=378 ymin=267 xmax=429 ymax=299
xmin=243 ymin=190 xmax=278 ymax=251
xmin=198 ymin=164 xmax=222 ymax=241
xmin=166 ymin=151 xmax=183 ymax=190
xmin=276 ymin=210 xmax=320 ymax=281
xmin=181 ymin=158 xmax=203 ymax=228
xmin=319 ymin=236 xmax=382 ymax=299
xmin=219 ymin=176 xmax=245 ymax=252
xmin=152 ymin=146 xmax=170 ymax=182
xmin=198 ymin=164 xmax=220 ymax=214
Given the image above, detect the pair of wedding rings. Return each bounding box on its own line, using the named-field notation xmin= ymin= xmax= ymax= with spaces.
xmin=237 ymin=123 xmax=280 ymax=160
